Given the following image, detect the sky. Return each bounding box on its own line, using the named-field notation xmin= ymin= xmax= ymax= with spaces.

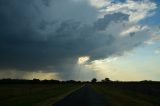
xmin=0 ymin=0 xmax=160 ymax=81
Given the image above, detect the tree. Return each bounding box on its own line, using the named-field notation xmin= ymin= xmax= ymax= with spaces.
xmin=91 ymin=78 xmax=97 ymax=83
xmin=101 ymin=78 xmax=111 ymax=82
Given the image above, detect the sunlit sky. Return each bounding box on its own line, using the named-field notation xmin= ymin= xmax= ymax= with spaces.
xmin=0 ymin=0 xmax=160 ymax=81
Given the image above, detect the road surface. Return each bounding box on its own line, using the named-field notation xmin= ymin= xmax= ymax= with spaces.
xmin=53 ymin=85 xmax=109 ymax=106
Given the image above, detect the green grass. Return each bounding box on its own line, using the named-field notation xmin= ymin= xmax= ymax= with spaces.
xmin=0 ymin=84 xmax=82 ymax=106
xmin=93 ymin=84 xmax=160 ymax=106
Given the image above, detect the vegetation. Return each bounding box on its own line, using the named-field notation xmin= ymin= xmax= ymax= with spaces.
xmin=0 ymin=78 xmax=160 ymax=106
xmin=93 ymin=82 xmax=160 ymax=106
xmin=91 ymin=78 xmax=97 ymax=83
xmin=0 ymin=80 xmax=83 ymax=106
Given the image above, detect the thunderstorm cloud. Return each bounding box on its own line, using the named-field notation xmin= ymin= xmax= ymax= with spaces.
xmin=0 ymin=0 xmax=159 ymax=80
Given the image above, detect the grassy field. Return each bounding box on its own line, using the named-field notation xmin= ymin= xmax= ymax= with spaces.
xmin=0 ymin=83 xmax=82 ymax=106
xmin=1 ymin=82 xmax=160 ymax=106
xmin=93 ymin=83 xmax=160 ymax=106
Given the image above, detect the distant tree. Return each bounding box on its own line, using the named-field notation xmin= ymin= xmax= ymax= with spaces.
xmin=66 ymin=80 xmax=76 ymax=83
xmin=33 ymin=78 xmax=40 ymax=83
xmin=101 ymin=78 xmax=111 ymax=82
xmin=91 ymin=78 xmax=97 ymax=83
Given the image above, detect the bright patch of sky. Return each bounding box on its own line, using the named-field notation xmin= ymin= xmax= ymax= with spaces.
xmin=78 ymin=0 xmax=160 ymax=81
xmin=86 ymin=42 xmax=160 ymax=81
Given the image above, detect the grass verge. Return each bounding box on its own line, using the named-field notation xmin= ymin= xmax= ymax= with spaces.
xmin=0 ymin=84 xmax=82 ymax=106
xmin=93 ymin=84 xmax=160 ymax=106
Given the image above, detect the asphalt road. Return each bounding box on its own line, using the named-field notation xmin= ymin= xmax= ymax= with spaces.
xmin=53 ymin=85 xmax=108 ymax=106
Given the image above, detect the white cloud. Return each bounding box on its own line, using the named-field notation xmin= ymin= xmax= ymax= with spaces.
xmin=120 ymin=25 xmax=149 ymax=37
xmin=88 ymin=0 xmax=159 ymax=53
xmin=92 ymin=0 xmax=159 ymax=47
xmin=89 ymin=0 xmax=157 ymax=22
xmin=88 ymin=0 xmax=110 ymax=8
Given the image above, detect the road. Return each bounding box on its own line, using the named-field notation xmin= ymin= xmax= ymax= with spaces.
xmin=53 ymin=85 xmax=109 ymax=106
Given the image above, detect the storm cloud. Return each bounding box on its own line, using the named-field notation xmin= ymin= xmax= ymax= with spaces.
xmin=0 ymin=0 xmax=158 ymax=80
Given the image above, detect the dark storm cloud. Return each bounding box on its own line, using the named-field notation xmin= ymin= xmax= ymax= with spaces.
xmin=94 ymin=13 xmax=129 ymax=30
xmin=41 ymin=0 xmax=52 ymax=6
xmin=0 ymin=0 xmax=148 ymax=79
